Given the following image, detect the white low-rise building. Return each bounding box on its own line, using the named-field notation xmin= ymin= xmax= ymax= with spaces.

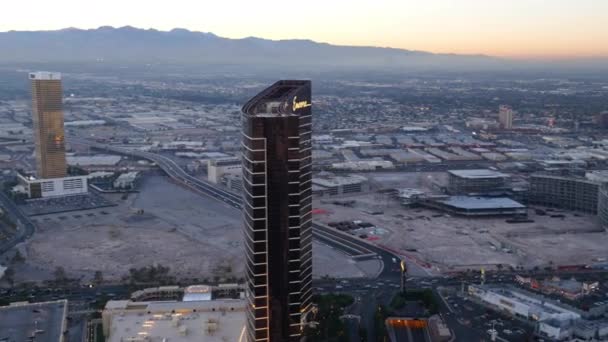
xmin=17 ymin=173 xmax=88 ymax=198
xmin=468 ymin=285 xmax=581 ymax=322
xmin=208 ymin=157 xmax=241 ymax=184
xmin=113 ymin=171 xmax=140 ymax=190
xmin=312 ymin=174 xmax=368 ymax=196
xmin=182 ymin=285 xmax=212 ymax=302
xmin=538 ymin=319 xmax=574 ymax=341
xmin=102 ymin=298 xmax=246 ymax=342
xmin=64 ymin=120 xmax=106 ymax=127
xmin=331 ymin=160 xmax=394 ymax=171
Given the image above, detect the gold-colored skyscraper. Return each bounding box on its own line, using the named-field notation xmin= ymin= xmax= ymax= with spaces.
xmin=30 ymin=72 xmax=67 ymax=179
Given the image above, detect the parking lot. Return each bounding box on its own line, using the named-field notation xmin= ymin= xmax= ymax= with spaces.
xmin=0 ymin=300 xmax=68 ymax=342
xmin=19 ymin=192 xmax=116 ymax=216
xmin=439 ymin=288 xmax=534 ymax=342
xmin=31 ymin=209 xmax=111 ymax=225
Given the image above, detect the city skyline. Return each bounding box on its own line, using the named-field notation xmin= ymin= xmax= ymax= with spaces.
xmin=2 ymin=0 xmax=607 ymax=59
xmin=2 ymin=18 xmax=608 ymax=339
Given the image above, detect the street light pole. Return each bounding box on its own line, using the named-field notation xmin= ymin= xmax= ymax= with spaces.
xmin=400 ymin=260 xmax=407 ymax=293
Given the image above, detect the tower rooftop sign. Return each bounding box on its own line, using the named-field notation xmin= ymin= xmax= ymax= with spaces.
xmin=29 ymin=71 xmax=62 ymax=80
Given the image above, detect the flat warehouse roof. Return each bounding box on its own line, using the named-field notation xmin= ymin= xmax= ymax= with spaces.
xmin=105 ymin=299 xmax=246 ymax=342
xmin=448 ymin=169 xmax=509 ymax=179
xmin=438 ymin=196 xmax=525 ymax=210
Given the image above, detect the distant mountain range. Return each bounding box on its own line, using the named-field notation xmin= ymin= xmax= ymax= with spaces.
xmin=0 ymin=26 xmax=508 ymax=71
xmin=0 ymin=26 xmax=606 ymax=72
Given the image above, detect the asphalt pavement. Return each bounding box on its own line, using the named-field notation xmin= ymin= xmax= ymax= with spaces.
xmin=0 ymin=190 xmax=36 ymax=254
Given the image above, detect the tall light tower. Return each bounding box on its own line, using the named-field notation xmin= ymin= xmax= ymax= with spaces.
xmin=400 ymin=260 xmax=407 ymax=293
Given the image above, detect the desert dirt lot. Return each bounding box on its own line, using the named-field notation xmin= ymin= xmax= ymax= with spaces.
xmin=23 ymin=175 xmax=244 ymax=282
xmin=18 ymin=175 xmax=375 ymax=282
xmin=313 ymin=190 xmax=608 ymax=272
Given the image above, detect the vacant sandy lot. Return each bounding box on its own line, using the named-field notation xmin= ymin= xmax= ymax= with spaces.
xmin=314 ymin=190 xmax=608 ymax=271
xmin=24 ymin=175 xmax=244 ymax=282
xmin=20 ymin=175 xmax=372 ymax=282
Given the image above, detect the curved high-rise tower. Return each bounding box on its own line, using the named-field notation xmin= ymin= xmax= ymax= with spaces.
xmin=241 ymin=80 xmax=313 ymax=341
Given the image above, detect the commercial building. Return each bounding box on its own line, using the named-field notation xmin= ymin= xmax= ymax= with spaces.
xmin=515 ymin=275 xmax=599 ymax=301
xmin=30 ymin=72 xmax=68 ymax=179
xmin=17 ymin=172 xmax=88 ymax=198
xmin=182 ymin=285 xmax=213 ymax=302
xmin=208 ymin=157 xmax=241 ymax=184
xmin=221 ymin=173 xmax=244 ymax=193
xmin=529 ymin=174 xmax=599 ymax=213
xmin=102 ymin=298 xmax=246 ymax=342
xmin=419 ymin=196 xmax=527 ymax=217
xmin=113 ymin=171 xmax=140 ymax=190
xmin=538 ymin=318 xmax=608 ymax=341
xmin=331 ymin=160 xmax=394 ymax=171
xmin=466 ymin=118 xmax=500 ymax=130
xmin=468 ymin=285 xmax=581 ymax=322
xmin=428 ymin=316 xmax=452 ymax=342
xmin=129 ymin=283 xmax=244 ymax=303
xmin=499 ymin=105 xmax=514 ymax=129
xmin=447 ymin=169 xmax=509 ymax=195
xmin=241 ymin=80 xmax=313 ymax=341
xmin=538 ymin=319 xmax=573 ymax=341
xmin=312 ymin=174 xmax=368 ymax=197
xmin=130 ymin=285 xmax=183 ymax=302
xmin=572 ymin=320 xmax=608 ymax=341
xmin=397 ymin=188 xmax=426 ymax=206
xmin=0 ymin=300 xmax=68 ymax=342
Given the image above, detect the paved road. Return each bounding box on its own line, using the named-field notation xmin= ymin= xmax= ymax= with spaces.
xmin=71 ymin=138 xmax=408 ymax=281
xmin=0 ymin=190 xmax=36 ymax=254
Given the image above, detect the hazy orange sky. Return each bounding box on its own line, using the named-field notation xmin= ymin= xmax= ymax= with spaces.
xmin=1 ymin=0 xmax=607 ymax=58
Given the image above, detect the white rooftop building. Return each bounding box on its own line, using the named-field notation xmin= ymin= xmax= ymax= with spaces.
xmin=65 ymin=120 xmax=106 ymax=127
xmin=331 ymin=160 xmax=394 ymax=171
xmin=182 ymin=285 xmax=212 ymax=302
xmin=313 ymin=174 xmax=369 ymax=196
xmin=102 ymin=298 xmax=246 ymax=342
xmin=29 ymin=72 xmax=62 ymax=80
xmin=17 ymin=173 xmax=88 ymax=199
xmin=113 ymin=172 xmax=140 ymax=189
xmin=448 ymin=169 xmax=509 ymax=179
xmin=207 ymin=157 xmax=241 ymax=184
xmin=469 ymin=285 xmax=581 ymax=323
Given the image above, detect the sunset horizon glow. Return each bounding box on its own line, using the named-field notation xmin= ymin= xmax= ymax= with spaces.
xmin=1 ymin=0 xmax=607 ymax=59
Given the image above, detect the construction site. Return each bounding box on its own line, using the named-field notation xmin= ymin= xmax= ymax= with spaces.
xmin=13 ymin=175 xmax=377 ymax=283
xmin=313 ymin=171 xmax=608 ymax=272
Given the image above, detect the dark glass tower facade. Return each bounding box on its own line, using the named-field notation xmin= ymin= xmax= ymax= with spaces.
xmin=241 ymin=81 xmax=313 ymax=341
